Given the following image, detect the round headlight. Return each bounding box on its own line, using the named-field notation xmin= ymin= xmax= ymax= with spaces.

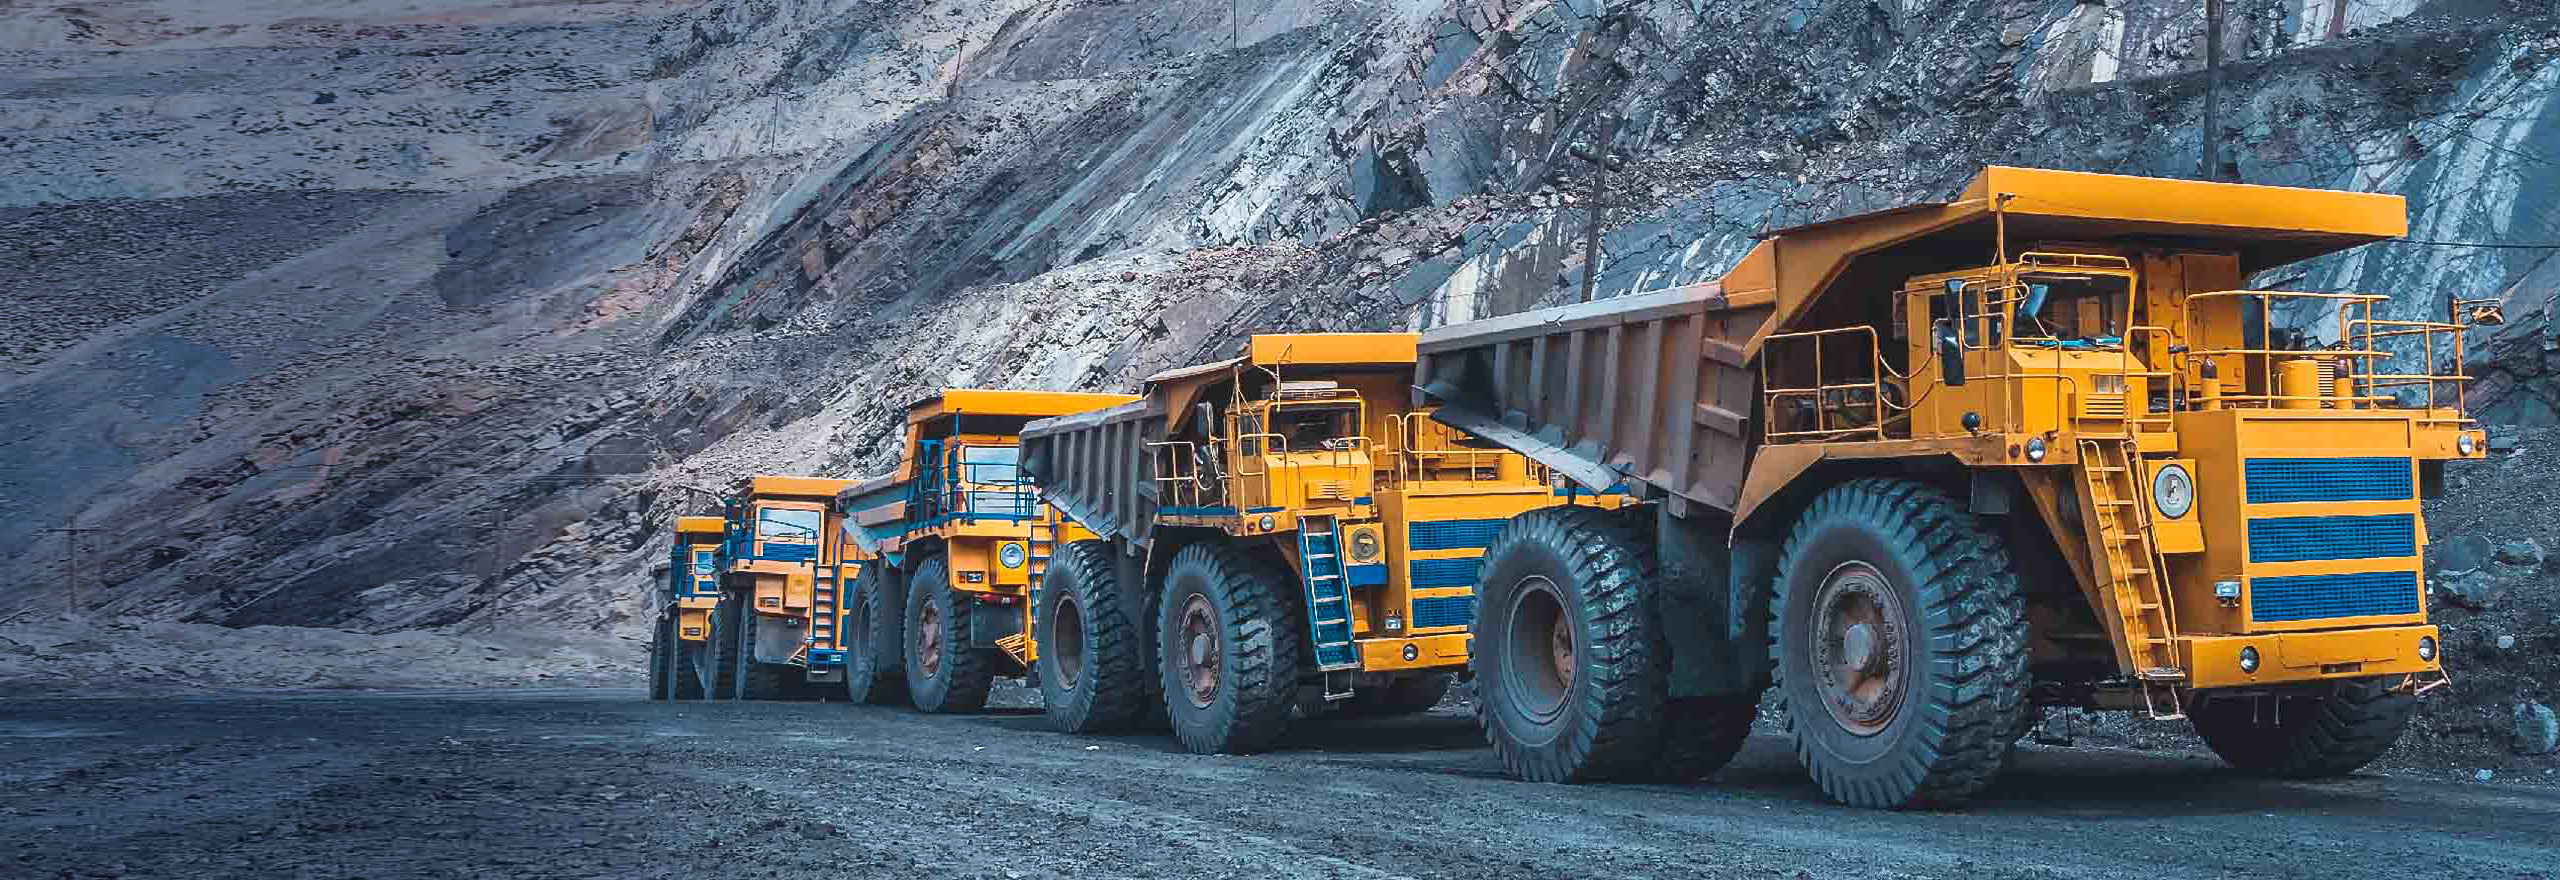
xmin=1350 ymin=530 xmax=1381 ymax=562
xmin=998 ymin=542 xmax=1027 ymax=569
xmin=2152 ymin=463 xmax=2195 ymax=520
xmin=2417 ymin=635 xmax=2437 ymax=662
xmin=1259 ymin=514 xmax=1277 ymax=531
xmin=2238 ymin=646 xmax=2260 ymax=673
xmin=2024 ymin=436 xmax=2048 ymax=463
xmin=2457 ymin=433 xmax=2478 ymax=456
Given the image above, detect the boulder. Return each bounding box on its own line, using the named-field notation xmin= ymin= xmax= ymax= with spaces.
xmin=2431 ymin=534 xmax=2495 ymax=576
xmin=2494 ymin=538 xmax=2544 ymax=568
xmin=2517 ymin=703 xmax=2559 ymax=756
xmin=2434 ymin=570 xmax=2508 ymax=611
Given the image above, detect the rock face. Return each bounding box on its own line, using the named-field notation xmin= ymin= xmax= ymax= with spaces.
xmin=3 ymin=0 xmax=2558 ymax=692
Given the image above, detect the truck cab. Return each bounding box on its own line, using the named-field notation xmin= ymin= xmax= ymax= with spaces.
xmin=646 ymin=515 xmax=728 ymax=701
xmin=709 ymin=474 xmax=855 ymax=699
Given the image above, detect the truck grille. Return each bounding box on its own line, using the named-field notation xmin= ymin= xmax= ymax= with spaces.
xmin=2247 ymin=514 xmax=2417 ymax=563
xmin=1409 ymin=558 xmax=1479 ymax=589
xmin=2243 ymin=457 xmax=2411 ymax=504
xmin=2080 ymin=394 xmax=2126 ymax=419
xmin=2250 ymin=571 xmax=2421 ymax=622
xmin=1408 ymin=519 xmax=1506 ymax=551
xmin=1411 ymin=595 xmax=1475 ymax=629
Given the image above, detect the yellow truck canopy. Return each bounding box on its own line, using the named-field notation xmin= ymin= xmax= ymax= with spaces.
xmin=675 ymin=515 xmax=727 ymax=538
xmin=906 ymin=389 xmax=1142 ymax=424
xmin=1741 ymin=166 xmax=2408 ymax=353
xmin=745 ymin=475 xmax=854 ymax=501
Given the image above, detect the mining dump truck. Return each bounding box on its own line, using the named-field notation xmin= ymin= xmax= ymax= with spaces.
xmin=1413 ymin=166 xmax=2490 ymax=808
xmin=833 ymin=389 xmax=1141 ymax=714
xmin=699 ymin=474 xmax=858 ymax=700
xmin=647 ymin=515 xmax=727 ymax=700
xmin=1016 ymin=333 xmax=1627 ymax=753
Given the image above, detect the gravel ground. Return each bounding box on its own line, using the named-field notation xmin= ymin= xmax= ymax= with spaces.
xmin=3 ymin=688 xmax=2555 ymax=880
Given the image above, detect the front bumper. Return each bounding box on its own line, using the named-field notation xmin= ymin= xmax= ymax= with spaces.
xmin=2182 ymin=624 xmax=2441 ymax=690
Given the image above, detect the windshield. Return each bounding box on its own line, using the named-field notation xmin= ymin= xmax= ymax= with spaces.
xmin=957 ymin=444 xmax=1021 ymax=486
xmin=691 ymin=549 xmax=716 ymax=574
xmin=2014 ymin=273 xmax=2131 ymax=345
xmin=1275 ymin=404 xmax=1357 ymax=453
xmin=756 ymin=507 xmax=822 ymax=541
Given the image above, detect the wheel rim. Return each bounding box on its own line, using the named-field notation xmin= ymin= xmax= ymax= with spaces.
xmin=1503 ymin=575 xmax=1573 ymax=723
xmin=1052 ymin=595 xmax=1086 ymax=691
xmin=1812 ymin=560 xmax=1907 ymax=736
xmin=917 ymin=600 xmax=943 ymax=679
xmin=1174 ymin=592 xmax=1220 ymax=708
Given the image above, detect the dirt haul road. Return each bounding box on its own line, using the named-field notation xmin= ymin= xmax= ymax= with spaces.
xmin=3 ymin=690 xmax=2553 ymax=880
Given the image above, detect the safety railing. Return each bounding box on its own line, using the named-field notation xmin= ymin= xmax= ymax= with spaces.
xmin=1760 ymin=325 xmax=1896 ymax=443
xmin=1382 ymin=412 xmax=1516 ymax=485
xmin=2180 ymin=291 xmax=2399 ymax=412
xmin=2345 ymin=316 xmax=2472 ymax=427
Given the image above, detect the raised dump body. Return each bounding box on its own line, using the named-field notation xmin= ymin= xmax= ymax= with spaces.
xmin=830 ymin=389 xmax=1139 ymax=713
xmin=1416 ymin=166 xmax=2490 ymax=808
xmin=703 ymin=474 xmax=856 ymax=700
xmin=1020 ymin=333 xmax=1623 ymax=751
xmin=646 ymin=515 xmax=727 ymax=701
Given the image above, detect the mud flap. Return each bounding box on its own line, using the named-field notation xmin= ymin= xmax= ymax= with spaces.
xmin=1655 ymin=507 xmax=1773 ymax=699
xmin=967 ymin=599 xmax=1019 ymax=650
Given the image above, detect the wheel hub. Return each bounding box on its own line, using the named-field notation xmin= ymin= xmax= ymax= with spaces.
xmin=1811 ymin=561 xmax=1907 ymax=736
xmin=1503 ymin=575 xmax=1574 ymax=723
xmin=1051 ymin=596 xmax=1085 ymax=691
xmin=1175 ymin=593 xmax=1221 ymax=708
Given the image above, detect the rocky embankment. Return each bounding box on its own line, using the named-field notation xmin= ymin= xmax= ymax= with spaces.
xmin=2 ymin=0 xmax=2555 ymax=773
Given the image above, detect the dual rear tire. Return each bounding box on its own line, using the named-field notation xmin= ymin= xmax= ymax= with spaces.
xmin=1470 ymin=480 xmax=2032 ymax=809
xmin=2189 ymin=677 xmax=2415 ymax=777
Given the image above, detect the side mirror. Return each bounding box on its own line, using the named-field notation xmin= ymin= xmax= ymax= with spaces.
xmin=1935 ymin=319 xmax=1967 ymax=387
xmin=2020 ymin=283 xmax=2049 ymax=321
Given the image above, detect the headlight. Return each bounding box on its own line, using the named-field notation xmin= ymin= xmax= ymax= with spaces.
xmin=1350 ymin=529 xmax=1381 ymax=562
xmin=1259 ymin=514 xmax=1276 ymax=531
xmin=2238 ymin=646 xmax=2260 ymax=673
xmin=998 ymin=542 xmax=1027 ymax=569
xmin=2418 ymin=636 xmax=2437 ymax=662
xmin=2151 ymin=463 xmax=2195 ymax=519
xmin=2457 ymin=433 xmax=2478 ymax=455
xmin=2024 ymin=436 xmax=2047 ymax=462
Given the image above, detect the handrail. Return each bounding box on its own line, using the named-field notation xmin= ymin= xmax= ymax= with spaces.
xmin=1762 ymin=325 xmax=1890 ymax=443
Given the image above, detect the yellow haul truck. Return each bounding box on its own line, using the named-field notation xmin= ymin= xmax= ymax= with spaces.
xmin=647 ymin=515 xmax=726 ymax=700
xmin=705 ymin=475 xmax=858 ymax=700
xmin=833 ymin=390 xmax=1141 ymax=714
xmin=1017 ymin=333 xmax=1626 ymax=753
xmin=1414 ymin=166 xmax=2490 ymax=808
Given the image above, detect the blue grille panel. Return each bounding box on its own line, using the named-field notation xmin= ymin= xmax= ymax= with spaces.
xmin=759 ymin=543 xmax=819 ymax=563
xmin=2250 ymin=571 xmax=2422 ymax=622
xmin=1409 ymin=519 xmax=1508 ymax=551
xmin=2248 ymin=514 xmax=2417 ymax=563
xmin=1409 ymin=557 xmax=1481 ymax=589
xmin=2244 ymin=457 xmax=2412 ymax=504
xmin=1412 ymin=595 xmax=1475 ymax=629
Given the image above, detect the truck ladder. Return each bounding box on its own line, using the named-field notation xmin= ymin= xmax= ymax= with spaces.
xmin=2078 ymin=437 xmax=2187 ymax=720
xmin=808 ymin=566 xmax=840 ymax=657
xmin=1001 ymin=517 xmax=1059 ymax=666
xmin=1296 ymin=516 xmax=1360 ymax=687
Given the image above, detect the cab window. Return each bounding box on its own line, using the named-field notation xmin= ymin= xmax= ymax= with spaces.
xmin=1275 ymin=404 xmax=1356 ymax=453
xmin=756 ymin=507 xmax=822 ymax=541
xmin=957 ymin=445 xmax=1021 ymax=486
xmin=691 ymin=549 xmax=716 ymax=574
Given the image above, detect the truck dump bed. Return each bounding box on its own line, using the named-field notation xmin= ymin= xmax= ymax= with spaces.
xmin=1017 ymin=397 xmax=1163 ymax=548
xmin=1415 ymin=166 xmax=2406 ymax=517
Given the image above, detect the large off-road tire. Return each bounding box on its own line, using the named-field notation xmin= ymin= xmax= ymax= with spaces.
xmin=1771 ymin=478 xmax=2030 ymax=809
xmin=668 ymin=626 xmax=706 ymax=701
xmin=648 ymin=616 xmax=671 ymax=701
xmin=703 ymin=598 xmax=743 ymax=700
xmin=1472 ymin=507 xmax=1678 ymax=783
xmin=842 ymin=565 xmax=908 ymax=705
xmin=1657 ymin=694 xmax=1760 ymax=782
xmin=1346 ymin=673 xmax=1454 ymax=717
xmin=1156 ymin=541 xmax=1300 ymax=754
xmin=902 ymin=555 xmax=995 ymax=713
xmin=2189 ymin=677 xmax=2415 ymax=777
xmin=1038 ymin=540 xmax=1147 ymax=733
xmin=732 ymin=598 xmax=792 ymax=701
